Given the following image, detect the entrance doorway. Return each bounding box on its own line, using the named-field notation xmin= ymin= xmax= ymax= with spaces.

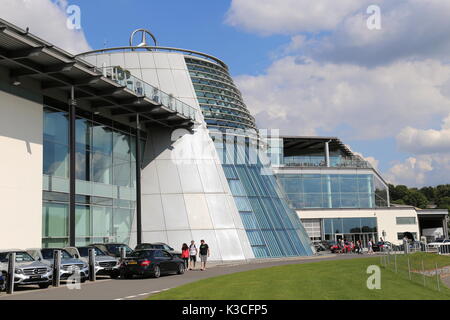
xmin=335 ymin=234 xmax=344 ymax=242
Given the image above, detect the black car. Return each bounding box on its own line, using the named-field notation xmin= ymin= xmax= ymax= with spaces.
xmin=134 ymin=243 xmax=182 ymax=258
xmin=90 ymin=243 xmax=134 ymax=258
xmin=120 ymin=249 xmax=185 ymax=279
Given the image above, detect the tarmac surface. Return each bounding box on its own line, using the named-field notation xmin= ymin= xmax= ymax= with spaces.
xmin=0 ymin=253 xmax=371 ymax=300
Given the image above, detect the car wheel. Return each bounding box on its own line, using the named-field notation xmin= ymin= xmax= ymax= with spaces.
xmin=177 ymin=263 xmax=185 ymax=275
xmin=81 ymin=277 xmax=87 ymax=283
xmin=39 ymin=283 xmax=50 ymax=289
xmin=152 ymin=265 xmax=161 ymax=278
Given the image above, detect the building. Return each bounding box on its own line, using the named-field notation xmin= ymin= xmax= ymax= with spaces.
xmin=0 ymin=19 xmax=447 ymax=259
xmin=0 ymin=21 xmax=313 ymax=261
xmin=267 ymin=136 xmax=449 ymax=245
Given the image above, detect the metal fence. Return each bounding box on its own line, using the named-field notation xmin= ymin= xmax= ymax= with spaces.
xmin=379 ymin=247 xmax=450 ymax=292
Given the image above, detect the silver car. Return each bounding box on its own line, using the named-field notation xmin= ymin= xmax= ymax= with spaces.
xmin=26 ymin=248 xmax=89 ymax=283
xmin=65 ymin=246 xmax=120 ymax=279
xmin=0 ymin=250 xmax=52 ymax=289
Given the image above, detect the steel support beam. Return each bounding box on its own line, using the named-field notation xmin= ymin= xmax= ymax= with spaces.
xmin=136 ymin=114 xmax=142 ymax=245
xmin=69 ymin=86 xmax=76 ymax=247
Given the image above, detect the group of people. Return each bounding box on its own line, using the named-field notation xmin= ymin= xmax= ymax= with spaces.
xmin=335 ymin=238 xmax=377 ymax=254
xmin=180 ymin=240 xmax=210 ymax=271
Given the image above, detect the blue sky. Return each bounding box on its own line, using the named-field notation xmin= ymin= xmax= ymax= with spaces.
xmin=3 ymin=0 xmax=450 ymax=187
xmin=68 ymin=0 xmax=402 ymax=171
xmin=70 ymin=0 xmax=288 ymax=77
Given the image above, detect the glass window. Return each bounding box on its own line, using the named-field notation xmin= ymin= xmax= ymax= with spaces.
xmin=75 ymin=205 xmax=90 ymax=238
xmin=361 ymin=218 xmax=377 ymax=233
xmin=302 ymin=177 xmax=322 ymax=193
xmin=342 ymin=218 xmax=361 ymax=233
xmin=91 ymin=151 xmax=112 ymax=184
xmin=92 ymin=125 xmax=112 ymax=155
xmin=332 ymin=218 xmax=343 ymax=234
xmin=44 ymin=108 xmax=68 ymax=145
xmin=43 ymin=141 xmax=68 ymax=178
xmin=396 ymin=217 xmax=416 ymax=225
xmin=42 ymin=202 xmax=68 ymax=238
xmin=92 ymin=206 xmax=112 ymax=237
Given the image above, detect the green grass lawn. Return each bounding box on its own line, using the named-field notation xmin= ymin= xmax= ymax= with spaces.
xmin=148 ymin=253 xmax=450 ymax=300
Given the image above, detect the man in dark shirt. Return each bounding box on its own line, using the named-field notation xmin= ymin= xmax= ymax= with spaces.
xmin=199 ymin=240 xmax=210 ymax=271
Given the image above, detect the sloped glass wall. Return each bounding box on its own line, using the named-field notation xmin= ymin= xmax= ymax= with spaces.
xmin=213 ymin=133 xmax=313 ymax=258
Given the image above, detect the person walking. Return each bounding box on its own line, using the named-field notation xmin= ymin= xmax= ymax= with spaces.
xmin=199 ymin=240 xmax=210 ymax=271
xmin=368 ymin=238 xmax=374 ymax=254
xmin=181 ymin=243 xmax=189 ymax=270
xmin=189 ymin=240 xmax=197 ymax=270
xmin=357 ymin=240 xmax=363 ymax=254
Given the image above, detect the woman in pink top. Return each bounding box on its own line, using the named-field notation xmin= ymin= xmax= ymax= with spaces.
xmin=181 ymin=243 xmax=189 ymax=270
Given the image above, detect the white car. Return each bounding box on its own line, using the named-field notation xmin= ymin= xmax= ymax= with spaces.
xmin=427 ymin=239 xmax=450 ymax=248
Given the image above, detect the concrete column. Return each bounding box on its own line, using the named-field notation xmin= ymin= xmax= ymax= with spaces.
xmin=325 ymin=175 xmax=332 ymax=208
xmin=324 ymin=141 xmax=330 ymax=167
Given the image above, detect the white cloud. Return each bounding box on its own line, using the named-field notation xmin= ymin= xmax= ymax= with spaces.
xmin=227 ymin=0 xmax=450 ymax=186
xmin=236 ymin=57 xmax=450 ymax=140
xmin=397 ymin=114 xmax=450 ymax=154
xmin=0 ymin=0 xmax=91 ymax=54
xmin=385 ymin=154 xmax=450 ymax=187
xmin=309 ymin=0 xmax=450 ymax=66
xmin=225 ymin=0 xmax=368 ymax=35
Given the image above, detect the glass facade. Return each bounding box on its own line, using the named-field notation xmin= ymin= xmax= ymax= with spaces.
xmin=277 ymin=173 xmax=389 ymax=209
xmin=42 ymin=106 xmax=139 ymax=247
xmin=213 ymin=134 xmax=313 ymax=258
xmin=185 ymin=57 xmax=257 ymax=132
xmin=322 ymin=217 xmax=378 ymax=246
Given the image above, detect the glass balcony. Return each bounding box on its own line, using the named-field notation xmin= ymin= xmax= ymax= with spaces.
xmin=281 ymin=156 xmax=372 ymax=169
xmin=95 ymin=66 xmax=197 ymax=121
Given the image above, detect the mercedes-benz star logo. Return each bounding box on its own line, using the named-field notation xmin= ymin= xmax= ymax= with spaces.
xmin=129 ymin=28 xmax=158 ymax=48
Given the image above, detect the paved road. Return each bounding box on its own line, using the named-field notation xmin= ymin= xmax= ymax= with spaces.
xmin=0 ymin=254 xmax=371 ymax=300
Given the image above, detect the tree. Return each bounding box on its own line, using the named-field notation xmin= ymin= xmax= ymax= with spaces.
xmin=436 ymin=196 xmax=450 ymax=210
xmin=389 ymin=184 xmax=410 ymax=202
xmin=402 ymin=190 xmax=428 ymax=209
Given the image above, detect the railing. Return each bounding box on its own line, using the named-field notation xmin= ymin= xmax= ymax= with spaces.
xmin=379 ymin=247 xmax=450 ymax=293
xmin=282 ymin=156 xmax=372 ymax=169
xmin=95 ymin=65 xmax=197 ymax=121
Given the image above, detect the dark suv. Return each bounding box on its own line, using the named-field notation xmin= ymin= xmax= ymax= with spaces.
xmin=90 ymin=243 xmax=133 ymax=258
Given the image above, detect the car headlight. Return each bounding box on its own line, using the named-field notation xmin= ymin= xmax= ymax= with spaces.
xmin=95 ymin=262 xmax=99 ymax=266
xmin=14 ymin=268 xmax=23 ymax=274
xmin=82 ymin=263 xmax=88 ymax=269
xmin=46 ymin=267 xmax=51 ymax=272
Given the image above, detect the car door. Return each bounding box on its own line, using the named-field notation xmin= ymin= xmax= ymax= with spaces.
xmin=161 ymin=250 xmax=177 ymax=273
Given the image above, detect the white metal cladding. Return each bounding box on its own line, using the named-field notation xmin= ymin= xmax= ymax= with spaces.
xmin=85 ymin=50 xmax=254 ymax=261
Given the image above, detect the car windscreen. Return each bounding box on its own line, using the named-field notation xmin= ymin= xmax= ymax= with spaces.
xmin=129 ymin=250 xmax=154 ymax=258
xmin=77 ymin=247 xmax=105 ymax=257
xmin=105 ymin=244 xmax=133 ymax=255
xmin=136 ymin=244 xmax=155 ymax=250
xmin=41 ymin=249 xmax=73 ymax=260
xmin=0 ymin=252 xmax=35 ymax=263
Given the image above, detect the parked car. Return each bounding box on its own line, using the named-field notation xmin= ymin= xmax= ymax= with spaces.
xmin=134 ymin=243 xmax=182 ymax=258
xmin=90 ymin=243 xmax=133 ymax=258
xmin=373 ymin=241 xmax=394 ymax=252
xmin=26 ymin=248 xmax=89 ymax=283
xmin=0 ymin=250 xmax=52 ymax=289
xmin=313 ymin=242 xmax=327 ymax=252
xmin=428 ymin=239 xmax=450 ymax=248
xmin=64 ymin=246 xmax=120 ymax=279
xmin=120 ymin=249 xmax=185 ymax=279
xmin=0 ymin=270 xmax=6 ymax=291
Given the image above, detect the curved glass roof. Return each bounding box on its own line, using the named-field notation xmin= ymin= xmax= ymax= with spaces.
xmin=185 ymin=57 xmax=258 ymax=132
